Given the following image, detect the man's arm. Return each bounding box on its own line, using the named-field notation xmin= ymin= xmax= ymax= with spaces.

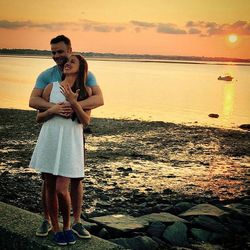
xmin=29 ymin=88 xmax=54 ymax=110
xmin=78 ymin=85 xmax=104 ymax=110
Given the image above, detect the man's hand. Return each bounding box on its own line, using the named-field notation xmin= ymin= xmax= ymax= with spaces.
xmin=48 ymin=102 xmax=73 ymax=117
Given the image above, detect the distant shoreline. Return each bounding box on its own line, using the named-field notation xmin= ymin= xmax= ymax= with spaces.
xmin=1 ymin=54 xmax=250 ymax=67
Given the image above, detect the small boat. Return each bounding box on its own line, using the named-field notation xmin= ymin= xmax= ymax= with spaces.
xmin=218 ymin=75 xmax=233 ymax=81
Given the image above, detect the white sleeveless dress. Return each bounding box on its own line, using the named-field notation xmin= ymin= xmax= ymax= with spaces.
xmin=29 ymin=82 xmax=84 ymax=178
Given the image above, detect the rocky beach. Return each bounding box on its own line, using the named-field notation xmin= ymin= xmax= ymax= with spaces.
xmin=0 ymin=108 xmax=249 ymax=249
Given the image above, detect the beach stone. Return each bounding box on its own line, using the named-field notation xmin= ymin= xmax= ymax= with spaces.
xmin=191 ymin=243 xmax=225 ymax=250
xmin=111 ymin=236 xmax=159 ymax=250
xmin=89 ymin=214 xmax=148 ymax=234
xmin=98 ymin=227 xmax=111 ymax=239
xmin=191 ymin=228 xmax=211 ymax=242
xmin=208 ymin=114 xmax=219 ymax=118
xmin=179 ymin=204 xmax=227 ymax=217
xmin=192 ymin=216 xmax=228 ymax=233
xmin=224 ymin=203 xmax=250 ymax=217
xmin=138 ymin=212 xmax=189 ymax=224
xmin=162 ymin=221 xmax=188 ymax=246
xmin=239 ymin=124 xmax=250 ymax=130
xmin=226 ymin=219 xmax=248 ymax=234
xmin=152 ymin=203 xmax=173 ymax=213
xmin=147 ymin=221 xmax=166 ymax=238
xmin=174 ymin=201 xmax=194 ymax=214
xmin=151 ymin=236 xmax=168 ymax=248
xmin=208 ymin=232 xmax=228 ymax=243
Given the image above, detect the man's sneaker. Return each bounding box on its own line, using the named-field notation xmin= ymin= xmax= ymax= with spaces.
xmin=64 ymin=229 xmax=76 ymax=245
xmin=53 ymin=231 xmax=67 ymax=246
xmin=35 ymin=220 xmax=52 ymax=236
xmin=72 ymin=223 xmax=91 ymax=239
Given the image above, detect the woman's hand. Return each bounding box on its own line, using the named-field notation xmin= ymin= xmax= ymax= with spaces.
xmin=60 ymin=84 xmax=80 ymax=105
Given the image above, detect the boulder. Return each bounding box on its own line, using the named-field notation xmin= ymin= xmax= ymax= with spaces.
xmin=147 ymin=221 xmax=166 ymax=238
xmin=111 ymin=236 xmax=159 ymax=250
xmin=89 ymin=214 xmax=148 ymax=235
xmin=191 ymin=228 xmax=211 ymax=242
xmin=162 ymin=221 xmax=189 ymax=246
xmin=180 ymin=204 xmax=227 ymax=217
xmin=192 ymin=216 xmax=228 ymax=233
xmin=138 ymin=212 xmax=189 ymax=224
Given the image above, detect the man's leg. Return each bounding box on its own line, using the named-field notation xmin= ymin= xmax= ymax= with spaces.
xmin=71 ymin=179 xmax=91 ymax=239
xmin=45 ymin=173 xmax=60 ymax=233
xmin=42 ymin=180 xmax=51 ymax=221
xmin=70 ymin=179 xmax=83 ymax=224
xmin=36 ymin=178 xmax=52 ymax=236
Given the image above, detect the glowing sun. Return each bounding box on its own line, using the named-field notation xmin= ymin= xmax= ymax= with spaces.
xmin=228 ymin=34 xmax=238 ymax=43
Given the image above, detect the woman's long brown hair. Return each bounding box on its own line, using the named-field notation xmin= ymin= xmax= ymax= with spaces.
xmin=62 ymin=54 xmax=90 ymax=122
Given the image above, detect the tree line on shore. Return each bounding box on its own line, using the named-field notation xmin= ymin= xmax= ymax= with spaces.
xmin=0 ymin=48 xmax=249 ymax=63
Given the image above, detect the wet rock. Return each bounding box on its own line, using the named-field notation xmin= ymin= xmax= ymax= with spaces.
xmin=162 ymin=221 xmax=189 ymax=247
xmin=150 ymin=236 xmax=168 ymax=248
xmin=174 ymin=201 xmax=194 ymax=214
xmin=117 ymin=167 xmax=133 ymax=172
xmin=226 ymin=218 xmax=248 ymax=234
xmin=224 ymin=203 xmax=250 ymax=218
xmin=111 ymin=236 xmax=159 ymax=250
xmin=191 ymin=228 xmax=211 ymax=242
xmin=89 ymin=214 xmax=148 ymax=235
xmin=147 ymin=221 xmax=166 ymax=238
xmin=239 ymin=124 xmax=250 ymax=130
xmin=208 ymin=114 xmax=219 ymax=118
xmin=162 ymin=188 xmax=173 ymax=194
xmin=98 ymin=227 xmax=111 ymax=239
xmin=180 ymin=204 xmax=227 ymax=217
xmin=152 ymin=203 xmax=173 ymax=213
xmin=138 ymin=212 xmax=189 ymax=224
xmin=191 ymin=243 xmax=225 ymax=250
xmin=192 ymin=216 xmax=228 ymax=233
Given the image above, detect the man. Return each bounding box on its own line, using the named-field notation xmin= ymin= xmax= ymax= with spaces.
xmin=29 ymin=35 xmax=104 ymax=239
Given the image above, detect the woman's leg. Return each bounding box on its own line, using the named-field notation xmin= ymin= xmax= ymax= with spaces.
xmin=44 ymin=173 xmax=59 ymax=232
xmin=56 ymin=176 xmax=71 ymax=230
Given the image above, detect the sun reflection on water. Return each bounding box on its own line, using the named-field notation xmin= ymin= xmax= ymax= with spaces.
xmin=222 ymin=83 xmax=235 ymax=121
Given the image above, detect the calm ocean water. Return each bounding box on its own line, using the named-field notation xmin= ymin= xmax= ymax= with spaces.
xmin=0 ymin=56 xmax=249 ymax=128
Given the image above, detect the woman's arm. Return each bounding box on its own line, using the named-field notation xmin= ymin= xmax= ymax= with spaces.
xmin=36 ymin=84 xmax=72 ymax=123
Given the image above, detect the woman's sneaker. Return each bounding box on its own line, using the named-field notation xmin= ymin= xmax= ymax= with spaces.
xmin=72 ymin=223 xmax=91 ymax=239
xmin=35 ymin=220 xmax=52 ymax=236
xmin=64 ymin=229 xmax=76 ymax=245
xmin=53 ymin=231 xmax=67 ymax=246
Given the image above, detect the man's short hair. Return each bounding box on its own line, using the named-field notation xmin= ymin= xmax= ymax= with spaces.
xmin=50 ymin=35 xmax=71 ymax=46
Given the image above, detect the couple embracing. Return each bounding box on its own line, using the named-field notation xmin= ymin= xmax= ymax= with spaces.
xmin=29 ymin=35 xmax=104 ymax=245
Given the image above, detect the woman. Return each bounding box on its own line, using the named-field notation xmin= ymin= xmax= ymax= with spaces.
xmin=29 ymin=54 xmax=91 ymax=246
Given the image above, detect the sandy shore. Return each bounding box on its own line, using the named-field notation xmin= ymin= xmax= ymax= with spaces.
xmin=0 ymin=108 xmax=249 ymax=216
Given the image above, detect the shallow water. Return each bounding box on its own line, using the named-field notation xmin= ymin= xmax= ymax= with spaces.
xmin=0 ymin=56 xmax=250 ymax=128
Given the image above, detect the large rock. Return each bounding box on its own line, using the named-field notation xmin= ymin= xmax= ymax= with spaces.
xmin=224 ymin=203 xmax=250 ymax=218
xmin=180 ymin=204 xmax=227 ymax=217
xmin=111 ymin=236 xmax=159 ymax=250
xmin=147 ymin=221 xmax=166 ymax=238
xmin=174 ymin=201 xmax=194 ymax=214
xmin=138 ymin=212 xmax=189 ymax=224
xmin=162 ymin=221 xmax=189 ymax=246
xmin=89 ymin=214 xmax=148 ymax=235
xmin=191 ymin=228 xmax=211 ymax=242
xmin=192 ymin=216 xmax=228 ymax=233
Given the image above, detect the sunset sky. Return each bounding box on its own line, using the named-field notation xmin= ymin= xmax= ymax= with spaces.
xmin=0 ymin=0 xmax=250 ymax=58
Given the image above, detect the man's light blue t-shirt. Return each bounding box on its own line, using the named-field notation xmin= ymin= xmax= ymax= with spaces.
xmin=35 ymin=65 xmax=97 ymax=89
